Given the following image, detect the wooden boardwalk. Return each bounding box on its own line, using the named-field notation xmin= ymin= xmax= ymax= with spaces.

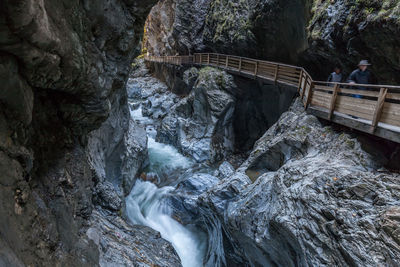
xmin=144 ymin=53 xmax=400 ymax=143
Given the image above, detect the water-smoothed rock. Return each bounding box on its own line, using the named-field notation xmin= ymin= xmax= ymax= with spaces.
xmin=87 ymin=102 xmax=148 ymax=196
xmin=158 ymin=66 xmax=236 ymax=163
xmin=128 ymin=59 xmax=180 ymax=121
xmin=201 ymin=98 xmax=400 ymax=266
xmin=88 ymin=209 xmax=182 ymax=267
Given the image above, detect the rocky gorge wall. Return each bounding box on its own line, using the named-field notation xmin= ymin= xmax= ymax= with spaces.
xmin=201 ymin=99 xmax=400 ymax=266
xmin=147 ymin=61 xmax=298 ymax=158
xmin=145 ymin=0 xmax=400 ymax=83
xmin=0 ymin=0 xmax=182 ymax=266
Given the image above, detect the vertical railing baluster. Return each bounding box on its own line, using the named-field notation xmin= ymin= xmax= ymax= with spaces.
xmin=328 ymin=83 xmax=340 ymax=120
xmin=371 ymin=87 xmax=388 ymax=133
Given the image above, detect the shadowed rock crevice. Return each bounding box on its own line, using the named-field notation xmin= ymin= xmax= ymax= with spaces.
xmin=232 ymin=77 xmax=298 ymax=153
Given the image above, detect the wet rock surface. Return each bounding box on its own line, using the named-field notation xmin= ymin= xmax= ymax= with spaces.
xmin=0 ymin=0 xmax=168 ymax=265
xmin=158 ymin=67 xmax=236 ymax=163
xmin=201 ymin=99 xmax=400 ymax=266
xmin=88 ymin=209 xmax=182 ymax=267
xmin=305 ymin=0 xmax=400 ymax=83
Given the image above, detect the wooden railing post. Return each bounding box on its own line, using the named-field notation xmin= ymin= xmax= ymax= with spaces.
xmin=305 ymin=81 xmax=314 ymax=109
xmin=274 ymin=64 xmax=279 ymax=83
xmin=207 ymin=54 xmax=210 ymax=65
xmin=238 ymin=58 xmax=242 ymax=73
xmin=328 ymin=83 xmax=340 ymax=120
xmin=200 ymin=54 xmax=202 ymax=65
xmin=297 ymin=69 xmax=303 ymax=93
xmin=300 ymin=76 xmax=308 ymax=100
xmin=216 ymin=54 xmax=220 ymax=66
xmin=371 ymin=87 xmax=388 ymax=133
xmin=226 ymin=56 xmax=229 ymax=68
xmin=254 ymin=61 xmax=258 ymax=77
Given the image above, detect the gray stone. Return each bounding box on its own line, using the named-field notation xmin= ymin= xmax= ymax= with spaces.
xmin=89 ymin=210 xmax=182 ymax=267
xmin=157 ymin=67 xmax=236 ymax=163
xmin=216 ymin=161 xmax=235 ymax=179
xmin=201 ymin=98 xmax=400 ymax=266
xmin=93 ymin=181 xmax=123 ymax=211
xmin=145 ymin=0 xmax=400 ymax=83
xmin=0 ymin=0 xmax=159 ymax=265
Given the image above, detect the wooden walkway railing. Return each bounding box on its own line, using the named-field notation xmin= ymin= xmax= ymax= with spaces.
xmin=144 ymin=53 xmax=400 ymax=143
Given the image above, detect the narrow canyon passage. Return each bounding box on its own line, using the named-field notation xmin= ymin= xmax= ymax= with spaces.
xmin=123 ymin=64 xmax=231 ymax=266
xmin=126 ymin=95 xmax=207 ymax=267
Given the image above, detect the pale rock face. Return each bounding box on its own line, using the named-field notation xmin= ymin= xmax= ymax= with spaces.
xmin=201 ymin=99 xmax=400 ymax=266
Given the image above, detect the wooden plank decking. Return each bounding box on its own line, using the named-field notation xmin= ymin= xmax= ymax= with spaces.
xmin=144 ymin=53 xmax=400 ymax=143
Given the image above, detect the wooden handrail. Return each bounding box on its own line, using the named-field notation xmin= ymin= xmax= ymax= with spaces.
xmin=144 ymin=53 xmax=400 ymax=143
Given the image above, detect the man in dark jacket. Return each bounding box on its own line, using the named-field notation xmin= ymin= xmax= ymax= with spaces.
xmin=347 ymin=60 xmax=374 ymax=98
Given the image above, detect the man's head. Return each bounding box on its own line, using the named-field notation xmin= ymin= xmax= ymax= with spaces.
xmin=334 ymin=66 xmax=341 ymax=74
xmin=358 ymin=60 xmax=371 ymax=71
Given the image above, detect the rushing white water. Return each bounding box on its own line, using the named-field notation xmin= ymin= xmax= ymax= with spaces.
xmin=127 ymin=104 xmax=206 ymax=267
xmin=126 ymin=180 xmax=206 ymax=267
xmin=147 ymin=136 xmax=193 ymax=172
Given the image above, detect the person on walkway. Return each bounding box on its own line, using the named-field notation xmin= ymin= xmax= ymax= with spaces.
xmin=327 ymin=66 xmax=344 ymax=83
xmin=347 ymin=60 xmax=374 ymax=98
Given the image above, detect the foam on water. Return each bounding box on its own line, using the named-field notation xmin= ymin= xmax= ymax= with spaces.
xmin=126 ymin=180 xmax=206 ymax=267
xmin=127 ymin=102 xmax=206 ymax=266
xmin=147 ymin=137 xmax=193 ymax=171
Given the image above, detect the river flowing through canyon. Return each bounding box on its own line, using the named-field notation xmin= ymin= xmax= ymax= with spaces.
xmin=126 ymin=99 xmax=209 ymax=266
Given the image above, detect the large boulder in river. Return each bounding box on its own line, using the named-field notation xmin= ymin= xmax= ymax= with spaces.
xmin=202 ymin=98 xmax=400 ymax=266
xmin=157 ymin=67 xmax=236 ymax=163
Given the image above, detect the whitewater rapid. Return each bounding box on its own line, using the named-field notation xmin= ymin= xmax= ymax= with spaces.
xmin=126 ymin=103 xmax=206 ymax=267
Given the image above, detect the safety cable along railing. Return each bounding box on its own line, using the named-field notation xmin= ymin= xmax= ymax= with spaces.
xmin=144 ymin=53 xmax=400 ymax=143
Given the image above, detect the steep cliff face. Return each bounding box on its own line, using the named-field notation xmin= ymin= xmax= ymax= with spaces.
xmin=0 ymin=0 xmax=182 ymax=265
xmin=145 ymin=0 xmax=213 ymax=56
xmin=145 ymin=0 xmax=311 ymax=59
xmin=145 ymin=0 xmax=400 ymax=83
xmin=304 ymin=0 xmax=400 ymax=83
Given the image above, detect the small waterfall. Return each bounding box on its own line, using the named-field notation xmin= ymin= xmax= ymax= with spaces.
xmin=126 ymin=180 xmax=206 ymax=267
xmin=147 ymin=136 xmax=193 ymax=179
xmin=126 ymin=104 xmax=207 ymax=267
